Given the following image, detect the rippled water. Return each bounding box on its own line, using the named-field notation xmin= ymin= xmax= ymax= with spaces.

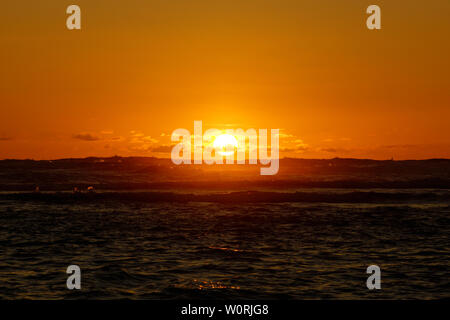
xmin=0 ymin=193 xmax=449 ymax=299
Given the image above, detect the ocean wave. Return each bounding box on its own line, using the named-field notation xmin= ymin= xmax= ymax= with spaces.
xmin=1 ymin=190 xmax=449 ymax=204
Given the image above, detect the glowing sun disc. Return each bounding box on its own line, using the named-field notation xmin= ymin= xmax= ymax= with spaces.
xmin=213 ymin=134 xmax=238 ymax=156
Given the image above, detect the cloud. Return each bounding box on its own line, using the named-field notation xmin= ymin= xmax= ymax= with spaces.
xmin=323 ymin=137 xmax=351 ymax=142
xmin=151 ymin=145 xmax=173 ymax=153
xmin=279 ymin=138 xmax=309 ymax=153
xmin=319 ymin=147 xmax=350 ymax=153
xmin=320 ymin=148 xmax=340 ymax=153
xmin=125 ymin=131 xmax=160 ymax=153
xmin=281 ymin=146 xmax=308 ymax=152
xmin=0 ymin=136 xmax=13 ymax=141
xmin=132 ymin=133 xmax=144 ymax=137
xmin=278 ymin=133 xmax=294 ymax=138
xmin=142 ymin=136 xmax=158 ymax=143
xmin=73 ymin=133 xmax=101 ymax=141
xmin=281 ymin=143 xmax=309 ymax=153
xmin=382 ymin=144 xmax=417 ymax=149
xmin=293 ymin=139 xmax=309 ymax=151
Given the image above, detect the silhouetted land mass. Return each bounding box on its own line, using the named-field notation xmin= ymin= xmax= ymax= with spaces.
xmin=0 ymin=156 xmax=449 ymax=191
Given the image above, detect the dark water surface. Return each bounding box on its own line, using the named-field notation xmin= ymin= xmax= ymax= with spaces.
xmin=0 ymin=191 xmax=449 ymax=299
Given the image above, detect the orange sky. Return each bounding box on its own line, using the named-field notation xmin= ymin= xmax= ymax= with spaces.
xmin=1 ymin=0 xmax=449 ymax=160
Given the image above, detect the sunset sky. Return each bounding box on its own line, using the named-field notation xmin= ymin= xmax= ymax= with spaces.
xmin=1 ymin=0 xmax=449 ymax=160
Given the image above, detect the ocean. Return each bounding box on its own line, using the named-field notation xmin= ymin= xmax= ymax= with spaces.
xmin=0 ymin=190 xmax=449 ymax=299
xmin=0 ymin=158 xmax=449 ymax=299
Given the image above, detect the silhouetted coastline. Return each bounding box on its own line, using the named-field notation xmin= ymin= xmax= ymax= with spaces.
xmin=1 ymin=157 xmax=449 ymax=192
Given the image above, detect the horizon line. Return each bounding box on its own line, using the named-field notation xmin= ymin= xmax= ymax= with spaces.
xmin=1 ymin=156 xmax=450 ymax=162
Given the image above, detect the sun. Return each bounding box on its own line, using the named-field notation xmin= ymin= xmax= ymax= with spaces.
xmin=213 ymin=134 xmax=239 ymax=156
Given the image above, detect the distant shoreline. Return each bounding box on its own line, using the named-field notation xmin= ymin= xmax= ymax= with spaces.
xmin=1 ymin=156 xmax=450 ymax=162
xmin=1 ymin=156 xmax=450 ymax=191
